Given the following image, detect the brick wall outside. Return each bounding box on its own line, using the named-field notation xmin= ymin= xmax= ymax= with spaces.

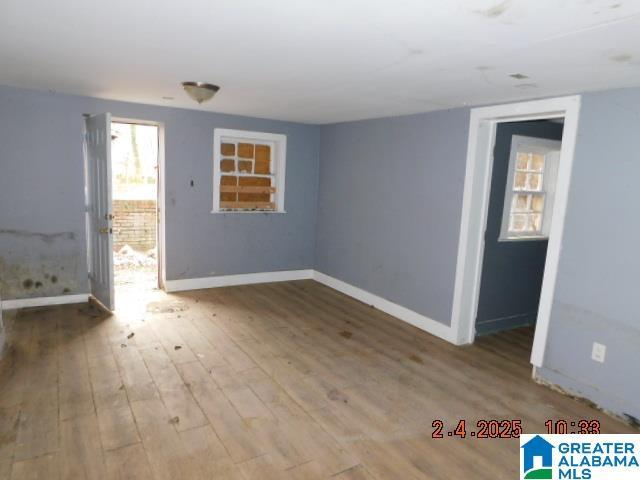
xmin=113 ymin=199 xmax=156 ymax=251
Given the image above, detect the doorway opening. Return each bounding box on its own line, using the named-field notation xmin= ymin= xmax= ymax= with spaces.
xmin=473 ymin=119 xmax=564 ymax=360
xmin=111 ymin=121 xmax=159 ymax=291
xmin=450 ymin=95 xmax=581 ymax=371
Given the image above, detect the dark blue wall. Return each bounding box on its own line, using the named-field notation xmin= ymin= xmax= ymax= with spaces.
xmin=475 ymin=120 xmax=564 ymax=335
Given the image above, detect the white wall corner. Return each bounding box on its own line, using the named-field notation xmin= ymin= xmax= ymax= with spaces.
xmin=312 ymin=271 xmax=456 ymax=343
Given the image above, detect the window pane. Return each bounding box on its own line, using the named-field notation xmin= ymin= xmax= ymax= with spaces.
xmin=516 ymin=153 xmax=529 ymax=170
xmin=238 ymin=176 xmax=272 ymax=203
xmin=529 ymin=213 xmax=542 ymax=232
xmin=221 ymin=143 xmax=235 ymax=156
xmin=220 ymin=159 xmax=235 ymax=173
xmin=238 ymin=160 xmax=252 ymax=173
xmin=513 ymin=172 xmax=527 ymax=190
xmin=220 ymin=175 xmax=237 ymax=202
xmin=237 ymin=143 xmax=254 ymax=159
xmin=509 ymin=214 xmax=527 ymax=232
xmin=531 ymin=154 xmax=545 ymax=172
xmin=255 ymin=144 xmax=271 ymax=174
xmin=526 ymin=173 xmax=542 ymax=191
xmin=511 ymin=194 xmax=529 ymax=212
xmin=531 ymin=194 xmax=545 ymax=212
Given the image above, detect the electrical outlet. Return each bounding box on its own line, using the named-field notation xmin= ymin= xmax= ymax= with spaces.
xmin=591 ymin=342 xmax=606 ymax=363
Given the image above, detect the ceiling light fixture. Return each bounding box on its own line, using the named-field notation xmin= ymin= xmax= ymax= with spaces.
xmin=181 ymin=82 xmax=220 ymax=104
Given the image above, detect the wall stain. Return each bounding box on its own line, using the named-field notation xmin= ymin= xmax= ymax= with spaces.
xmin=610 ymin=53 xmax=632 ymax=63
xmin=0 ymin=254 xmax=80 ymax=300
xmin=0 ymin=229 xmax=75 ymax=244
xmin=339 ymin=330 xmax=353 ymax=339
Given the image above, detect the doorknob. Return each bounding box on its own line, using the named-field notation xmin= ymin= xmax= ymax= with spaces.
xmin=99 ymin=227 xmax=112 ymax=234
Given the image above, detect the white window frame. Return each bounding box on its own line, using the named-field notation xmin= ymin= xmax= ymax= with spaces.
xmin=499 ymin=135 xmax=561 ymax=241
xmin=212 ymin=128 xmax=287 ymax=214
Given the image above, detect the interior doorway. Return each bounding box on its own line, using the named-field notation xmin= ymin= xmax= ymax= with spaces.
xmin=475 ymin=120 xmax=563 ymax=339
xmin=111 ymin=121 xmax=159 ymax=290
xmin=450 ymin=95 xmax=581 ymax=370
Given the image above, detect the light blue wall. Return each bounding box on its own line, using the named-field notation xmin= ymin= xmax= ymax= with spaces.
xmin=0 ymin=86 xmax=320 ymax=299
xmin=2 ymin=82 xmax=638 ymax=420
xmin=536 ymin=88 xmax=640 ymax=421
xmin=315 ymin=88 xmax=640 ymax=420
xmin=315 ymin=109 xmax=470 ymax=325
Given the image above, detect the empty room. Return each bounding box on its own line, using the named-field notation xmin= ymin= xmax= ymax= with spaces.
xmin=1 ymin=1 xmax=639 ymax=479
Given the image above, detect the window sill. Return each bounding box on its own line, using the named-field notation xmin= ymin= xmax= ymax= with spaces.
xmin=498 ymin=235 xmax=549 ymax=242
xmin=210 ymin=210 xmax=287 ymax=215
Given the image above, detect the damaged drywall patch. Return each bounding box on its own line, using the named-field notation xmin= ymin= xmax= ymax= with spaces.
xmin=534 ymin=368 xmax=637 ymax=427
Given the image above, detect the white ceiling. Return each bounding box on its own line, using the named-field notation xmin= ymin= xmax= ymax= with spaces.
xmin=1 ymin=0 xmax=639 ymax=124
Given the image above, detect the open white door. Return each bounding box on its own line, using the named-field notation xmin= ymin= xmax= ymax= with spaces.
xmin=84 ymin=113 xmax=115 ymax=310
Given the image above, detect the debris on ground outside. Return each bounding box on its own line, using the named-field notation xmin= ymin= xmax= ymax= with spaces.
xmin=127 ymin=332 xmax=134 ymax=339
xmin=169 ymin=416 xmax=180 ymax=425
xmin=115 ymin=245 xmax=156 ymax=268
xmin=174 ymin=345 xmax=182 ymax=351
xmin=114 ymin=244 xmax=157 ymax=287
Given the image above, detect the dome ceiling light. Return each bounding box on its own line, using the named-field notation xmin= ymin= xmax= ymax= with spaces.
xmin=181 ymin=82 xmax=220 ymax=104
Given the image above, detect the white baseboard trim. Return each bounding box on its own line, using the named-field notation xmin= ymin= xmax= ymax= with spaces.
xmin=165 ymin=269 xmax=314 ymax=293
xmin=0 ymin=271 xmax=456 ymax=344
xmin=312 ymin=271 xmax=456 ymax=343
xmin=164 ymin=269 xmax=455 ymax=343
xmin=1 ymin=294 xmax=89 ymax=310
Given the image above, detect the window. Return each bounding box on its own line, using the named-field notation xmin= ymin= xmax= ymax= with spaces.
xmin=499 ymin=135 xmax=561 ymax=240
xmin=213 ymin=129 xmax=286 ymax=213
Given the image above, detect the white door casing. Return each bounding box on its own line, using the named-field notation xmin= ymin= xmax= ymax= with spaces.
xmin=450 ymin=95 xmax=581 ymax=369
xmin=84 ymin=113 xmax=115 ymax=310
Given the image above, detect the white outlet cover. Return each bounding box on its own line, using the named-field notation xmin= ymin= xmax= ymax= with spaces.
xmin=591 ymin=342 xmax=606 ymax=363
